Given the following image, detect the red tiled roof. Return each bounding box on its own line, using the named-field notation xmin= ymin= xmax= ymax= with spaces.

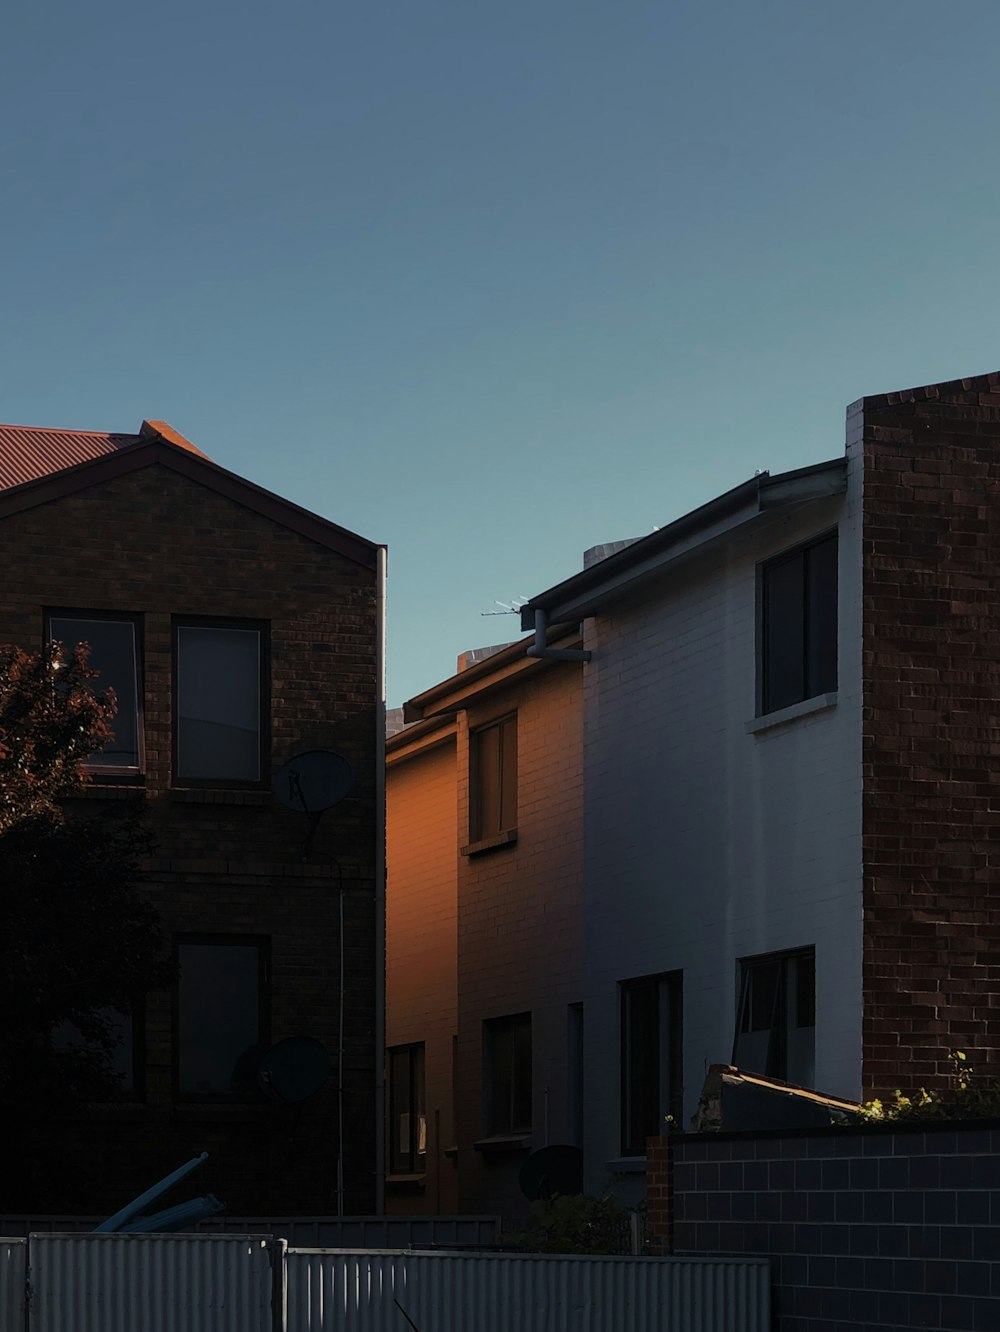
xmin=0 ymin=419 xmax=209 ymax=491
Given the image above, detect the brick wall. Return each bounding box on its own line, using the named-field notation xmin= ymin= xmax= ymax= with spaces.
xmin=0 ymin=461 xmax=379 ymax=1214
xmin=455 ymin=659 xmax=583 ymax=1220
xmin=648 ymin=1122 xmax=1000 ymax=1332
xmin=385 ymin=727 xmax=459 ymax=1214
xmin=859 ymin=373 xmax=1000 ymax=1094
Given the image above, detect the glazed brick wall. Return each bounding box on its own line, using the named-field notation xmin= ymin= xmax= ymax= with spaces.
xmin=385 ymin=730 xmax=459 ymax=1214
xmin=859 ymin=374 xmax=1000 ymax=1095
xmin=0 ymin=462 xmax=379 ymax=1214
xmin=648 ymin=1123 xmax=1000 ymax=1332
xmin=455 ymin=660 xmax=584 ymax=1220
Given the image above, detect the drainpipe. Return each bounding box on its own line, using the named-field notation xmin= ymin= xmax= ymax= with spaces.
xmin=525 ymin=607 xmax=591 ymax=662
xmin=374 ymin=545 xmax=387 ymax=1214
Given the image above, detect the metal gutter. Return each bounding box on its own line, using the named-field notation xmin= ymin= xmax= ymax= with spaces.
xmin=520 ymin=458 xmax=846 ymax=629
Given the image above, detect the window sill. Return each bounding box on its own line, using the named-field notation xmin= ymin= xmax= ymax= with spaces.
xmin=462 ymin=829 xmax=518 ymax=857
xmin=473 ymin=1133 xmax=531 ymax=1153
xmin=745 ymin=692 xmax=838 ymax=735
xmin=77 ymin=784 xmax=148 ymax=800
xmin=385 ymin=1174 xmax=426 ymax=1191
xmin=169 ymin=788 xmax=273 ymax=806
xmin=605 ymin=1156 xmax=647 ymax=1174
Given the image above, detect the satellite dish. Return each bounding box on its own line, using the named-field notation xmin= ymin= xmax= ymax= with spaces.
xmin=519 ymin=1145 xmax=583 ymax=1201
xmin=273 ymin=750 xmax=354 ymax=814
xmin=258 ymin=1036 xmax=331 ymax=1103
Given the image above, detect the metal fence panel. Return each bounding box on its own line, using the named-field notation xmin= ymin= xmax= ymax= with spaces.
xmin=27 ymin=1233 xmax=281 ymax=1332
xmin=284 ymin=1250 xmax=770 ymax=1332
xmin=1 ymin=1238 xmax=27 ymax=1332
xmin=286 ymin=1250 xmax=408 ymax=1332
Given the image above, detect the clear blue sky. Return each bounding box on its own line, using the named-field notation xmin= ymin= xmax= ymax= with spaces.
xmin=3 ymin=1 xmax=999 ymax=705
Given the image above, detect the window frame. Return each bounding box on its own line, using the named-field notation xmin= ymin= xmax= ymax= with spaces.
xmin=387 ymin=1042 xmax=427 ymax=1176
xmin=172 ymin=616 xmax=270 ymax=789
xmin=483 ymin=1012 xmax=532 ymax=1137
xmin=44 ymin=608 xmax=144 ymax=777
xmin=172 ymin=933 xmax=271 ymax=1101
xmin=732 ymin=946 xmax=816 ymax=1085
xmin=757 ymin=530 xmax=838 ymax=717
xmin=469 ymin=713 xmax=517 ymax=843
xmin=619 ymin=972 xmax=683 ymax=1157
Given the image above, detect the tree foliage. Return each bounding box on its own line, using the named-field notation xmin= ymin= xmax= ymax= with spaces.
xmin=0 ymin=642 xmax=171 ymax=1135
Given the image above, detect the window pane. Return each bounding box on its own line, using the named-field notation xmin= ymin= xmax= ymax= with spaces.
xmin=50 ymin=618 xmax=139 ymax=767
xmin=762 ymin=556 xmax=805 ymax=712
xmin=178 ymin=943 xmax=262 ymax=1094
xmin=177 ymin=627 xmax=260 ymax=781
xmin=500 ymin=717 xmax=517 ymax=833
xmin=622 ymin=982 xmax=659 ymax=1154
xmin=388 ymin=1044 xmax=426 ymax=1173
xmin=473 ymin=724 xmax=501 ymax=839
xmin=734 ymin=950 xmax=815 ymax=1084
xmin=486 ymin=1014 xmax=531 ymax=1134
xmin=805 ymin=535 xmax=838 ymax=696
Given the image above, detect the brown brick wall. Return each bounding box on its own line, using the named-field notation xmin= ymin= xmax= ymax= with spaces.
xmin=0 ymin=461 xmax=379 ymax=1214
xmin=861 ymin=374 xmax=1000 ymax=1096
xmin=385 ymin=729 xmax=459 ymax=1215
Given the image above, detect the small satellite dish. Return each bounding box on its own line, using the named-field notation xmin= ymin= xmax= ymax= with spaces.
xmin=519 ymin=1145 xmax=584 ymax=1201
xmin=273 ymin=750 xmax=354 ymax=814
xmin=258 ymin=1036 xmax=331 ymax=1103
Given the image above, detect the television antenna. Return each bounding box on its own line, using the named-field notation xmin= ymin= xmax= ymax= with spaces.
xmin=273 ymin=749 xmax=354 ymax=859
xmin=482 ymin=596 xmax=529 ymax=617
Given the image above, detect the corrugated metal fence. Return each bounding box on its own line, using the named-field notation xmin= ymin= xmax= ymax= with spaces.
xmin=286 ymin=1250 xmax=770 ymax=1332
xmin=1 ymin=1238 xmax=26 ymax=1332
xmin=1 ymin=1234 xmax=770 ymax=1332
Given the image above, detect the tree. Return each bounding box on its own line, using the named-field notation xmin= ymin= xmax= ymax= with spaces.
xmin=0 ymin=642 xmax=172 ymax=1206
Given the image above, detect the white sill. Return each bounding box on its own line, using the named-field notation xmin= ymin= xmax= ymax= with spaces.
xmin=605 ymin=1156 xmax=647 ymax=1174
xmin=746 ymin=692 xmax=838 ymax=735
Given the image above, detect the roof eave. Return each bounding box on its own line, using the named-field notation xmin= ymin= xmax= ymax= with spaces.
xmin=521 ymin=458 xmax=846 ymax=628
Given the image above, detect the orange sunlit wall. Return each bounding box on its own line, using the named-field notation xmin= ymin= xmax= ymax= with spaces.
xmin=385 ymin=725 xmax=459 ymax=1214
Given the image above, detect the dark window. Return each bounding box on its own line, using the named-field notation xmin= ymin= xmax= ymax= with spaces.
xmin=52 ymin=1006 xmax=141 ymax=1099
xmin=174 ymin=620 xmax=266 ymax=784
xmin=470 ymin=715 xmax=517 ymax=840
xmin=484 ymin=1013 xmax=531 ymax=1135
xmin=388 ymin=1044 xmax=426 ymax=1174
xmin=733 ymin=948 xmax=815 ymax=1085
xmin=620 ymin=973 xmax=682 ymax=1156
xmin=46 ymin=613 xmax=142 ymax=770
xmin=567 ymin=1003 xmax=584 ymax=1149
xmin=175 ymin=937 xmax=269 ymax=1096
xmin=760 ymin=533 xmax=838 ymax=714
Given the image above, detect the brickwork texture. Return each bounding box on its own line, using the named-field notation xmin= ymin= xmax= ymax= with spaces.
xmin=0 ymin=457 xmax=380 ymax=1214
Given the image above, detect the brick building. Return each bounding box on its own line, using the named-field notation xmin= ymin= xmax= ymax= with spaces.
xmin=388 ymin=368 xmax=1000 ymax=1215
xmin=385 ymin=631 xmax=584 ymax=1219
xmin=0 ymin=419 xmax=386 ymax=1216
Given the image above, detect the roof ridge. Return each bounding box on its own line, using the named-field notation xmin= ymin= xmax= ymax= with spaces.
xmin=0 ymin=422 xmax=138 ymax=437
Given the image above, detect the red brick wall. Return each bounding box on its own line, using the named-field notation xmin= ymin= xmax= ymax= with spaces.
xmin=0 ymin=461 xmax=379 ymax=1213
xmin=861 ymin=374 xmax=1000 ymax=1096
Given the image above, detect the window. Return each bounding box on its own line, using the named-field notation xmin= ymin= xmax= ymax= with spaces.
xmin=52 ymin=1006 xmax=141 ymax=1098
xmin=175 ymin=937 xmax=269 ymax=1096
xmin=388 ymin=1044 xmax=426 ymax=1174
xmin=733 ymin=948 xmax=815 ymax=1086
xmin=620 ymin=973 xmax=682 ymax=1156
xmin=174 ymin=620 xmax=266 ymax=784
xmin=567 ymin=1003 xmax=584 ymax=1149
xmin=470 ymin=715 xmax=517 ymax=841
xmin=46 ymin=613 xmax=142 ymax=770
xmin=484 ymin=1013 xmax=531 ymax=1136
xmin=759 ymin=532 xmax=837 ymax=714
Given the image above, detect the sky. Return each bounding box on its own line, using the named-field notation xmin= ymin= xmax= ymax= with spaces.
xmin=3 ymin=1 xmax=1000 ymax=706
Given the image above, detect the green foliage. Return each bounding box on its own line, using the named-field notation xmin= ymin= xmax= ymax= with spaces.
xmin=859 ymin=1051 xmax=1000 ymax=1123
xmin=511 ymin=1192 xmax=632 ymax=1255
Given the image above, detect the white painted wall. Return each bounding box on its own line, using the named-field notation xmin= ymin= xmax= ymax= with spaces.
xmin=581 ymin=454 xmax=864 ymax=1197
